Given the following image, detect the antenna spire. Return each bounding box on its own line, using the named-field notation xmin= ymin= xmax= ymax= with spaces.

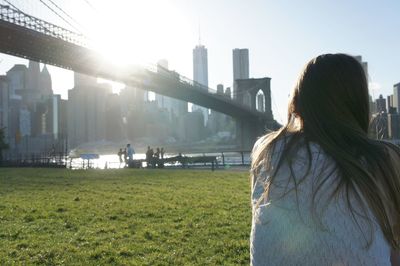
xmin=198 ymin=22 xmax=201 ymax=45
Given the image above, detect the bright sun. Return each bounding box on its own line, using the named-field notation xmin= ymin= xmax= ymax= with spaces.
xmin=82 ymin=0 xmax=189 ymax=67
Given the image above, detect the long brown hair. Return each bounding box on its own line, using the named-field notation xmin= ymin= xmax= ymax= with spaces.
xmin=251 ymin=54 xmax=400 ymax=249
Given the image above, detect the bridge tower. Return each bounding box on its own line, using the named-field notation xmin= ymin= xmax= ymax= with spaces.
xmin=234 ymin=77 xmax=276 ymax=150
xmin=234 ymin=77 xmax=273 ymax=119
xmin=236 ymin=116 xmax=279 ymax=150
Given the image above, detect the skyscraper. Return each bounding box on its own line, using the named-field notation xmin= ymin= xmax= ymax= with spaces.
xmin=216 ymin=84 xmax=224 ymax=95
xmin=193 ymin=45 xmax=208 ymax=87
xmin=156 ymin=59 xmax=170 ymax=109
xmin=67 ymin=73 xmax=112 ymax=148
xmin=233 ymin=48 xmax=249 ymax=99
xmin=39 ymin=65 xmax=52 ymax=97
xmin=155 ymin=59 xmax=187 ymax=118
xmin=375 ymin=94 xmax=387 ymax=113
xmin=353 ymin=55 xmax=368 ymax=77
xmin=192 ymin=44 xmax=209 ymax=125
xmin=13 ymin=61 xmax=53 ymax=105
xmin=394 ymin=82 xmax=400 ymax=113
xmin=354 ymin=56 xmax=373 ymax=115
xmin=0 ymin=76 xmax=8 ymax=139
xmin=388 ymin=94 xmax=396 ymax=114
xmin=27 ymin=60 xmax=40 ymax=91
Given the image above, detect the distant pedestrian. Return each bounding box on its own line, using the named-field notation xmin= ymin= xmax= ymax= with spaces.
xmin=150 ymin=148 xmax=155 ymax=168
xmin=160 ymin=147 xmax=165 ymax=168
xmin=123 ymin=148 xmax=127 ymax=165
xmin=126 ymin=144 xmax=135 ymax=164
xmin=155 ymin=147 xmax=160 ymax=159
xmin=160 ymin=147 xmax=165 ymax=159
xmin=146 ymin=146 xmax=153 ymax=168
xmin=117 ymin=148 xmax=124 ymax=167
xmin=154 ymin=147 xmax=160 ymax=168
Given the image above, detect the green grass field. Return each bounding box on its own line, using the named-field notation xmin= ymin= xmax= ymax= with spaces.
xmin=0 ymin=168 xmax=251 ymax=265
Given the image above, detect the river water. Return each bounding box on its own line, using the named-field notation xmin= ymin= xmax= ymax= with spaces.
xmin=68 ymin=152 xmax=251 ymax=169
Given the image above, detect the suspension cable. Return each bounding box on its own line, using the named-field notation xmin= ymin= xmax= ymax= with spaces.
xmin=82 ymin=0 xmax=97 ymax=12
xmin=45 ymin=0 xmax=87 ymax=32
xmin=38 ymin=0 xmax=81 ymax=33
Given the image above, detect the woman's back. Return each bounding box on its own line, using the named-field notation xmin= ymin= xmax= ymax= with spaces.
xmin=251 ymin=138 xmax=391 ymax=265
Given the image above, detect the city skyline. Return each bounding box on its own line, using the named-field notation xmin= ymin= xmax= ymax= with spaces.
xmin=0 ymin=0 xmax=399 ymax=123
xmin=0 ymin=58 xmax=247 ymax=155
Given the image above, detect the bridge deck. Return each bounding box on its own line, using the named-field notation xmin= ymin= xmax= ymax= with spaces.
xmin=0 ymin=16 xmax=271 ymax=121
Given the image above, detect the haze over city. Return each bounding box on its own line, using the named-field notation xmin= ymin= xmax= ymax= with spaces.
xmin=1 ymin=0 xmax=399 ymax=123
xmin=3 ymin=1 xmax=400 ymax=264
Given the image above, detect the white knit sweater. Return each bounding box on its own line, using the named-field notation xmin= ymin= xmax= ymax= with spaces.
xmin=250 ymin=139 xmax=391 ymax=266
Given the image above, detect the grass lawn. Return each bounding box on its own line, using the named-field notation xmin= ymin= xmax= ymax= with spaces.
xmin=0 ymin=168 xmax=251 ymax=265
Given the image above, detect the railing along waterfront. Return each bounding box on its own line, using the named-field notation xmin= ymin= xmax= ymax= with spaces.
xmin=67 ymin=151 xmax=251 ymax=170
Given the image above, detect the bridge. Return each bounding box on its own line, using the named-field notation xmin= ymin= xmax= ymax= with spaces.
xmin=0 ymin=3 xmax=278 ymax=149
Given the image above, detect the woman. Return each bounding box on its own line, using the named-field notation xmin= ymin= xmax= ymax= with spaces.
xmin=250 ymin=54 xmax=400 ymax=265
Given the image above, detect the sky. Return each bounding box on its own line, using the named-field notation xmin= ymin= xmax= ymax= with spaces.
xmin=0 ymin=0 xmax=399 ymax=123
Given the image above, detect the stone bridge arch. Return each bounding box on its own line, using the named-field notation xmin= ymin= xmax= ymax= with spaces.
xmin=234 ymin=77 xmax=273 ymax=119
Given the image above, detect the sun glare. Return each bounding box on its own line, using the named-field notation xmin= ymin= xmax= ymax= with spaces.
xmin=81 ymin=0 xmax=190 ymax=67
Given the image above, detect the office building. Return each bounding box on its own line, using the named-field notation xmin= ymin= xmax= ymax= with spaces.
xmin=0 ymin=76 xmax=8 ymax=139
xmin=7 ymin=64 xmax=27 ymax=98
xmin=369 ymin=112 xmax=388 ymax=139
xmin=375 ymin=94 xmax=387 ymax=113
xmin=6 ymin=64 xmax=25 ymax=146
xmin=1 ymin=61 xmax=66 ymax=156
xmin=67 ymin=73 xmax=112 ymax=148
xmin=192 ymin=44 xmax=209 ymax=124
xmin=388 ymin=113 xmax=400 ymax=139
xmin=394 ymin=82 xmax=400 ymax=113
xmin=217 ymin=84 xmax=224 ymax=95
xmin=225 ymin=87 xmax=231 ymax=98
xmin=387 ymin=95 xmax=396 ymax=114
xmin=19 ymin=107 xmax=31 ymax=137
xmin=155 ymin=59 xmax=169 ymax=110
xmin=155 ymin=59 xmax=187 ymax=118
xmin=193 ymin=45 xmax=208 ymax=87
xmin=18 ymin=62 xmax=52 ymax=105
xmin=353 ymin=55 xmax=368 ymax=78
